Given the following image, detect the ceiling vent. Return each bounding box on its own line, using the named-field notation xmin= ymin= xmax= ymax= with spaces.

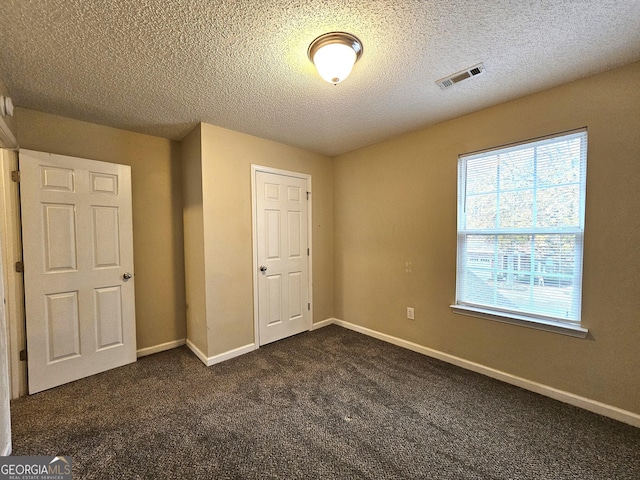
xmin=436 ymin=63 xmax=485 ymax=90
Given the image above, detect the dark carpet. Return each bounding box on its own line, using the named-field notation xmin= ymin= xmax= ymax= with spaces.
xmin=10 ymin=325 xmax=640 ymax=479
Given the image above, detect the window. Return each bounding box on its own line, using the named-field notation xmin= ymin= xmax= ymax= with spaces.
xmin=453 ymin=129 xmax=588 ymax=336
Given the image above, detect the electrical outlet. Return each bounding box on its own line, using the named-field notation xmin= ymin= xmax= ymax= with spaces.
xmin=406 ymin=307 xmax=415 ymax=320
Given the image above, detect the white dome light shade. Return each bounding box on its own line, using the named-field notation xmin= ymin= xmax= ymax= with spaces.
xmin=312 ymin=43 xmax=356 ymax=84
xmin=308 ymin=32 xmax=363 ymax=85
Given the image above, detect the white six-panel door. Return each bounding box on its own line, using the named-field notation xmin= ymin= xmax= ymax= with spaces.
xmin=20 ymin=149 xmax=136 ymax=394
xmin=254 ymin=168 xmax=311 ymax=345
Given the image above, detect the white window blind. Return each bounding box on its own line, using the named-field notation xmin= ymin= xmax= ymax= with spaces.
xmin=456 ymin=129 xmax=587 ymax=326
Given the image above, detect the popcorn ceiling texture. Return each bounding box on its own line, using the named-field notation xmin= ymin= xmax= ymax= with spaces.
xmin=1 ymin=0 xmax=639 ymax=155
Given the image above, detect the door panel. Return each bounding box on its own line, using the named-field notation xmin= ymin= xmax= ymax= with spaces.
xmin=45 ymin=291 xmax=80 ymax=361
xmin=91 ymin=206 xmax=121 ymax=268
xmin=43 ymin=204 xmax=77 ymax=270
xmin=20 ymin=149 xmax=136 ymax=394
xmin=289 ymin=272 xmax=302 ymax=318
xmin=266 ymin=210 xmax=281 ymax=259
xmin=94 ymin=286 xmax=124 ymax=349
xmin=255 ymin=170 xmax=310 ymax=345
xmin=267 ymin=275 xmax=282 ymax=325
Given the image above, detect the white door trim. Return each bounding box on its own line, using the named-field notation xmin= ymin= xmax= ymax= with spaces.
xmin=251 ymin=164 xmax=313 ymax=347
xmin=0 ymin=149 xmax=26 ymax=398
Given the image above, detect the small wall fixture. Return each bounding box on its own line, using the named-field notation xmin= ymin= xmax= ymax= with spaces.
xmin=308 ymin=32 xmax=363 ymax=85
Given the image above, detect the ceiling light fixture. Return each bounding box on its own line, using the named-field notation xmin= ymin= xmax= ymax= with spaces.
xmin=308 ymin=32 xmax=363 ymax=85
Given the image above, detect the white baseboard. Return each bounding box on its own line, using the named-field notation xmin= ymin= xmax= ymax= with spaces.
xmin=186 ymin=339 xmax=257 ymax=367
xmin=311 ymin=318 xmax=334 ymax=330
xmin=186 ymin=319 xmax=335 ymax=365
xmin=185 ymin=339 xmax=208 ymax=365
xmin=331 ymin=318 xmax=640 ymax=428
xmin=136 ymin=339 xmax=186 ymax=358
xmin=184 ymin=318 xmax=337 ymax=366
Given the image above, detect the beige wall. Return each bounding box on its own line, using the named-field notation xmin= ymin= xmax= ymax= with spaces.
xmin=180 ymin=125 xmax=208 ymax=354
xmin=333 ymin=61 xmax=640 ymax=414
xmin=16 ymin=108 xmax=187 ymax=351
xmin=195 ymin=122 xmax=334 ymax=356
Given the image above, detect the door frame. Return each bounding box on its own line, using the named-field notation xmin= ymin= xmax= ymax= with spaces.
xmin=0 ymin=148 xmax=26 ymax=398
xmin=251 ymin=165 xmax=313 ymax=347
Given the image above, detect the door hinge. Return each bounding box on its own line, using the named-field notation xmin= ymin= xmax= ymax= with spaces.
xmin=307 ymin=248 xmax=310 ymax=256
xmin=20 ymin=349 xmax=27 ymax=361
xmin=306 ymin=191 xmax=310 ymax=200
xmin=15 ymin=261 xmax=24 ymax=272
xmin=308 ymin=303 xmax=311 ymax=311
xmin=11 ymin=170 xmax=20 ymax=183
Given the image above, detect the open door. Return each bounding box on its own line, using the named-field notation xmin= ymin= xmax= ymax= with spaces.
xmin=20 ymin=149 xmax=136 ymax=394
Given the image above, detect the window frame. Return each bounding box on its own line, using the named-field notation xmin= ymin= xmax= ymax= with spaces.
xmin=451 ymin=129 xmax=589 ymax=338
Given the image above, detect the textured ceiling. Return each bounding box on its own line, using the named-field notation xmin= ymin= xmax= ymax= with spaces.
xmin=1 ymin=0 xmax=639 ymax=156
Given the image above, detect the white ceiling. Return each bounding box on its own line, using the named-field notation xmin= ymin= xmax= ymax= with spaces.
xmin=1 ymin=0 xmax=639 ymax=156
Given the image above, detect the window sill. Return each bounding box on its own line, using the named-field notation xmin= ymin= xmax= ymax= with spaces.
xmin=450 ymin=305 xmax=588 ymax=338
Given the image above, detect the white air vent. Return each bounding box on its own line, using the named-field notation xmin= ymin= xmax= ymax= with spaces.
xmin=436 ymin=63 xmax=486 ymax=90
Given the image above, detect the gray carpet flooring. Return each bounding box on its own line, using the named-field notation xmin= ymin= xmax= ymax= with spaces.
xmin=10 ymin=325 xmax=640 ymax=479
